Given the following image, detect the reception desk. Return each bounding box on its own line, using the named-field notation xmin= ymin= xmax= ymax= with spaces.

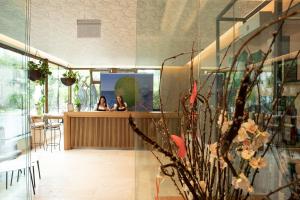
xmin=64 ymin=112 xmax=180 ymax=150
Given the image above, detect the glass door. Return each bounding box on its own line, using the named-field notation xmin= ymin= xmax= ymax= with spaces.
xmin=0 ymin=0 xmax=32 ymax=199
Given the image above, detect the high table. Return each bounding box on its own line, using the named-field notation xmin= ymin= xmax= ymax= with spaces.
xmin=63 ymin=111 xmax=180 ymax=150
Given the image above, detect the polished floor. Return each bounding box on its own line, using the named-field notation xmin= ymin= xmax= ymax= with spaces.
xmin=0 ymin=148 xmax=298 ymax=200
xmin=0 ymin=149 xmax=177 ymax=200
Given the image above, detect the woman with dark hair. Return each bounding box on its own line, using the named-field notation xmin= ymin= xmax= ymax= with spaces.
xmin=96 ymin=96 xmax=110 ymax=111
xmin=112 ymin=95 xmax=127 ymax=111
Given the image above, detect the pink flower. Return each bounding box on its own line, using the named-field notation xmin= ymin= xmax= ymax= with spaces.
xmin=249 ymin=157 xmax=267 ymax=169
xmin=242 ymin=119 xmax=258 ymax=134
xmin=232 ymin=173 xmax=254 ymax=193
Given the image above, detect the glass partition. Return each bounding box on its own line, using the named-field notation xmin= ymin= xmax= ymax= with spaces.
xmin=136 ymin=0 xmax=300 ymax=199
xmin=135 ymin=0 xmax=200 ymax=199
xmin=0 ymin=1 xmax=32 ymax=199
xmin=48 ymin=65 xmax=68 ymax=113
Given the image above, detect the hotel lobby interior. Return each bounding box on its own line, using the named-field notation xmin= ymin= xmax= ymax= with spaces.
xmin=0 ymin=0 xmax=300 ymax=199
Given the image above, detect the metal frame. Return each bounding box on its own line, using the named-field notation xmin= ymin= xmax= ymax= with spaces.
xmin=216 ymin=0 xmax=272 ymax=67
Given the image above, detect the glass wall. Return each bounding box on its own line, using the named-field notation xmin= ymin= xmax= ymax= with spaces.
xmin=48 ymin=65 xmax=68 ymax=113
xmin=135 ymin=0 xmax=300 ymax=199
xmin=0 ymin=0 xmax=36 ymax=198
xmin=135 ymin=0 xmax=200 ymax=199
xmin=0 ymin=36 xmax=31 ymax=199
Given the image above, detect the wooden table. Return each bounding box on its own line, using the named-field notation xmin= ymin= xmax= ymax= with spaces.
xmin=63 ymin=111 xmax=180 ymax=150
xmin=31 ymin=113 xmax=64 ymax=121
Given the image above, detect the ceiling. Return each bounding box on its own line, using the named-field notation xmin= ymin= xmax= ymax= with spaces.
xmin=0 ymin=0 xmax=268 ymax=68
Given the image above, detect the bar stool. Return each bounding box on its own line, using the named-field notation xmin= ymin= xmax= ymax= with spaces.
xmin=44 ymin=118 xmax=62 ymax=152
xmin=30 ymin=117 xmax=45 ymax=151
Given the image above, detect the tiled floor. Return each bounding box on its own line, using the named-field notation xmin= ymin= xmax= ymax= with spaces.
xmin=1 ymin=148 xmax=298 ymax=200
xmin=0 ymin=149 xmax=177 ymax=200
xmin=0 ymin=150 xmax=135 ymax=200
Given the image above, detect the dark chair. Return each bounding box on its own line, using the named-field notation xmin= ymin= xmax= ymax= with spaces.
xmin=44 ymin=118 xmax=62 ymax=152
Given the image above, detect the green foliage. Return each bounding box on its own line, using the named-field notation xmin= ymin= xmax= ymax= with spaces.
xmin=40 ymin=59 xmax=52 ymax=81
xmin=28 ymin=59 xmax=52 ymax=85
xmin=73 ymin=79 xmax=81 ymax=106
xmin=36 ymin=95 xmax=45 ymax=115
xmin=28 ymin=61 xmax=39 ymax=70
xmin=74 ymin=97 xmax=81 ymax=106
xmin=63 ymin=70 xmax=79 ymax=80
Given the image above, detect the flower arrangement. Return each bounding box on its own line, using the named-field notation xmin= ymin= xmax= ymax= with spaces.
xmin=129 ymin=4 xmax=300 ymax=200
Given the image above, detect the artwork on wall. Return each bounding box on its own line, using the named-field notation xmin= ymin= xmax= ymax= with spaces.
xmin=100 ymin=73 xmax=153 ymax=111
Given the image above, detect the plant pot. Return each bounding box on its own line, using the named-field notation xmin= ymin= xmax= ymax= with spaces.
xmin=28 ymin=69 xmax=42 ymax=81
xmin=75 ymin=104 xmax=81 ymax=112
xmin=61 ymin=78 xmax=76 ymax=86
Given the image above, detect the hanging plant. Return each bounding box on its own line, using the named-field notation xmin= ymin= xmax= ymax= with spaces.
xmin=61 ymin=70 xmax=79 ymax=86
xmin=28 ymin=61 xmax=42 ymax=81
xmin=28 ymin=59 xmax=51 ymax=85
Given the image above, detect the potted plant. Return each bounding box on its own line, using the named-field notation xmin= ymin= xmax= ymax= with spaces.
xmin=39 ymin=59 xmax=51 ymax=85
xmin=28 ymin=61 xmax=41 ymax=81
xmin=28 ymin=59 xmax=52 ymax=85
xmin=61 ymin=70 xmax=78 ymax=86
xmin=74 ymin=97 xmax=81 ymax=111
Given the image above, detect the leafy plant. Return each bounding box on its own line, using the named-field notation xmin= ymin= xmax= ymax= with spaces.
xmin=36 ymin=95 xmax=45 ymax=115
xmin=63 ymin=70 xmax=79 ymax=80
xmin=73 ymin=78 xmax=81 ymax=108
xmin=28 ymin=59 xmax=52 ymax=85
xmin=28 ymin=61 xmax=39 ymax=71
xmin=39 ymin=59 xmax=51 ymax=84
xmin=74 ymin=97 xmax=81 ymax=107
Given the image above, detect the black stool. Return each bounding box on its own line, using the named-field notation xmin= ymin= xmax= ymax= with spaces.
xmin=31 ymin=121 xmax=45 ymax=151
xmin=45 ymin=119 xmax=62 ymax=152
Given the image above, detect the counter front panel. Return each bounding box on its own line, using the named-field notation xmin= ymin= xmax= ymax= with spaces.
xmin=64 ymin=112 xmax=180 ymax=150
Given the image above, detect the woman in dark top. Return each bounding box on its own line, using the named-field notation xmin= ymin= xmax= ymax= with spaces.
xmin=96 ymin=96 xmax=110 ymax=111
xmin=112 ymin=95 xmax=127 ymax=111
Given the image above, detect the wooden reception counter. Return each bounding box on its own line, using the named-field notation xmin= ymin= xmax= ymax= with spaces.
xmin=64 ymin=111 xmax=180 ymax=150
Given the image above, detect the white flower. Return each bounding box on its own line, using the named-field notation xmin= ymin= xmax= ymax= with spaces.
xmin=252 ymin=131 xmax=270 ymax=150
xmin=249 ymin=157 xmax=267 ymax=169
xmin=242 ymin=119 xmax=258 ymax=134
xmin=234 ymin=127 xmax=249 ymax=142
xmin=232 ymin=173 xmax=254 ymax=193
xmin=241 ymin=149 xmax=255 ymax=160
xmin=187 ymin=193 xmax=193 ymax=200
xmin=219 ymin=157 xmax=228 ymax=169
xmin=209 ymin=142 xmax=218 ymax=157
xmin=227 ymin=152 xmax=234 ymax=161
xmin=199 ymin=181 xmax=206 ymax=192
xmin=217 ymin=110 xmax=227 ymax=126
xmin=256 ymin=131 xmax=270 ymax=144
xmin=221 ymin=120 xmax=232 ymax=134
xmin=183 ymin=184 xmax=189 ymax=192
xmin=156 ymin=167 xmax=165 ymax=183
